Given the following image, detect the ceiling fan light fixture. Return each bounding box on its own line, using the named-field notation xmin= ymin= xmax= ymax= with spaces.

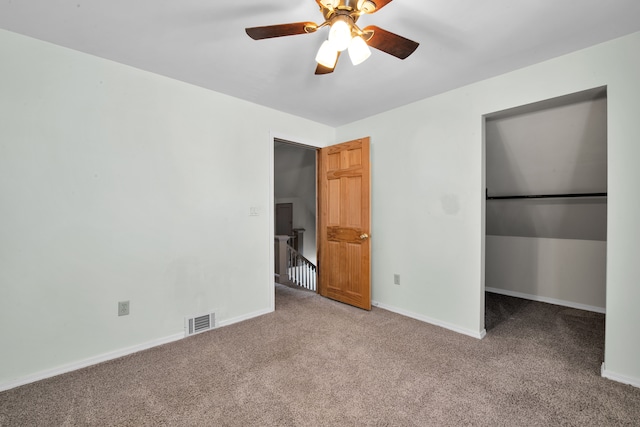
xmin=315 ymin=40 xmax=339 ymax=68
xmin=328 ymin=16 xmax=352 ymax=52
xmin=320 ymin=0 xmax=340 ymax=8
xmin=357 ymin=0 xmax=377 ymax=14
xmin=348 ymin=35 xmax=371 ymax=65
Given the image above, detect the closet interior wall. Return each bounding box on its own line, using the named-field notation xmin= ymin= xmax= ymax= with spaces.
xmin=485 ymin=87 xmax=607 ymax=313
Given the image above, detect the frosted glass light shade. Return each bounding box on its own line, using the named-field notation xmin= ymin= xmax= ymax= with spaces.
xmin=348 ymin=36 xmax=371 ymax=65
xmin=328 ymin=18 xmax=352 ymax=52
xmin=315 ymin=40 xmax=339 ymax=68
xmin=320 ymin=0 xmax=340 ymax=7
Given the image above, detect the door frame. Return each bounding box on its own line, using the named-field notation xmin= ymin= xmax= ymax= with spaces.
xmin=268 ymin=131 xmax=325 ymax=312
xmin=481 ymin=87 xmax=609 ymax=336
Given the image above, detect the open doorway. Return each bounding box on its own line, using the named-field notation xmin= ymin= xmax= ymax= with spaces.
xmin=482 ymin=87 xmax=607 ymax=351
xmin=270 ymin=136 xmax=372 ymax=311
xmin=273 ymin=139 xmax=318 ymax=291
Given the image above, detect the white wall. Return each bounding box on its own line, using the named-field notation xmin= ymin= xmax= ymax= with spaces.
xmin=486 ymin=198 xmax=607 ymax=241
xmin=0 ymin=29 xmax=334 ymax=388
xmin=485 ymin=236 xmax=606 ymax=312
xmin=337 ymin=32 xmax=640 ymax=385
xmin=486 ymin=95 xmax=608 ymax=198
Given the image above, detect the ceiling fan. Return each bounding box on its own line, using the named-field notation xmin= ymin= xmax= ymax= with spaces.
xmin=245 ymin=0 xmax=419 ymax=75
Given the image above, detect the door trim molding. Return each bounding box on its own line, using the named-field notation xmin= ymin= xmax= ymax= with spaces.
xmin=269 ymin=130 xmax=326 ymax=312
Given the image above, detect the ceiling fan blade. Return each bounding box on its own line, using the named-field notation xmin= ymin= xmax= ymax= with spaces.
xmin=315 ymin=63 xmax=335 ymax=75
xmin=315 ymin=52 xmax=341 ymax=75
xmin=245 ymin=22 xmax=316 ymax=40
xmin=363 ymin=25 xmax=419 ymax=59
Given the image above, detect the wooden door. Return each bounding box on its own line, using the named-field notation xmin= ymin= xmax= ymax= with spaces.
xmin=318 ymin=137 xmax=371 ymax=310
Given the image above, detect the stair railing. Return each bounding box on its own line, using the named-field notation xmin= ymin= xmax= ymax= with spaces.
xmin=286 ymin=244 xmax=316 ymax=291
xmin=274 ymin=235 xmax=316 ymax=291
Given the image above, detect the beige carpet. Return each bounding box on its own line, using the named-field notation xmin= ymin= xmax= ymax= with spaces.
xmin=1 ymin=284 xmax=639 ymax=426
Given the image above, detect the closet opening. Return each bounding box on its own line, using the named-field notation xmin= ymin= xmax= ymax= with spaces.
xmin=483 ymin=87 xmax=607 ymax=357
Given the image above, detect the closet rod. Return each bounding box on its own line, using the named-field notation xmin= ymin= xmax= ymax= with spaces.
xmin=486 ymin=191 xmax=607 ymax=200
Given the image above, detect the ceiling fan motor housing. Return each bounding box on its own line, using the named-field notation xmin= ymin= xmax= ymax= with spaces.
xmin=321 ymin=0 xmax=377 ymax=15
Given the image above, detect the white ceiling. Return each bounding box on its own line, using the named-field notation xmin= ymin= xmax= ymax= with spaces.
xmin=1 ymin=0 xmax=639 ymax=127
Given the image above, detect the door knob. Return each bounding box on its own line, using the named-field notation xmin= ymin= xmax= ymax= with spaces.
xmin=360 ymin=233 xmax=369 ymax=240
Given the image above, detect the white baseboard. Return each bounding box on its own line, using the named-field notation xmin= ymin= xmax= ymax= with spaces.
xmin=217 ymin=307 xmax=273 ymax=328
xmin=0 ymin=332 xmax=184 ymax=393
xmin=485 ymin=287 xmax=606 ymax=314
xmin=0 ymin=307 xmax=274 ymax=392
xmin=601 ymin=363 xmax=640 ymax=388
xmin=372 ymin=300 xmax=486 ymax=339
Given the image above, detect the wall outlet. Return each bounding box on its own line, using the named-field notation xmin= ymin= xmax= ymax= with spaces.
xmin=394 ymin=274 xmax=401 ymax=285
xmin=118 ymin=301 xmax=130 ymax=316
